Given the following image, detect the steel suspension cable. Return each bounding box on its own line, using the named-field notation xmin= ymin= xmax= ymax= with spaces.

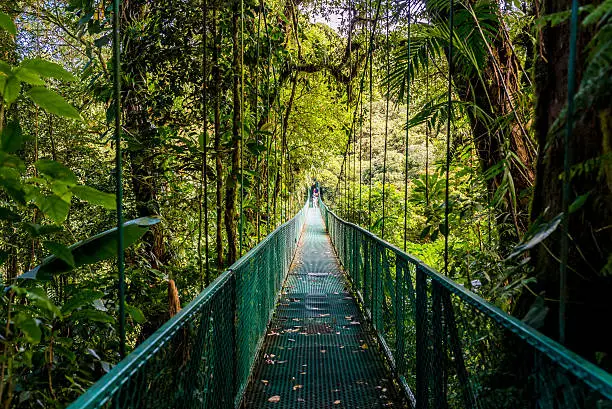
xmin=444 ymin=0 xmax=455 ymax=275
xmin=380 ymin=0 xmax=390 ymax=240
xmin=112 ymin=0 xmax=125 ymax=359
xmin=200 ymin=0 xmax=210 ymax=288
xmin=559 ymin=0 xmax=579 ymax=345
xmin=402 ymin=4 xmax=412 ymax=252
xmin=239 ymin=0 xmax=245 ymax=256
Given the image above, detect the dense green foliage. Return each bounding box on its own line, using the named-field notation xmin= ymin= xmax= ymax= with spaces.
xmin=0 ymin=0 xmax=611 ymax=406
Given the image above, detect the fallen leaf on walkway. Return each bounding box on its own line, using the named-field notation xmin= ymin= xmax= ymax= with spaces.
xmin=261 ymin=380 xmax=269 ymax=385
xmin=293 ymin=384 xmax=303 ymax=390
xmin=361 ymin=344 xmax=368 ymax=349
xmin=334 ymin=400 xmax=341 ymax=405
xmin=268 ymin=396 xmax=281 ymax=402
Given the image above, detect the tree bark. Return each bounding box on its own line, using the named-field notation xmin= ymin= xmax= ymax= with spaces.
xmin=212 ymin=8 xmax=224 ymax=269
xmin=523 ymin=0 xmax=612 ymax=363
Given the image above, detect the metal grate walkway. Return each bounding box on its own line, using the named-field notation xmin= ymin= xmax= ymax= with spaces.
xmin=243 ymin=208 xmax=402 ymax=408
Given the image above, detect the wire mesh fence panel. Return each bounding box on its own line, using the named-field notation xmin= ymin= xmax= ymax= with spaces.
xmin=68 ymin=205 xmax=307 ymax=409
xmin=320 ymin=201 xmax=612 ymax=409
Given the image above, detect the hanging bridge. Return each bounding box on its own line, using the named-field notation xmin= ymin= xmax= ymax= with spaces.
xmin=67 ymin=202 xmax=612 ymax=409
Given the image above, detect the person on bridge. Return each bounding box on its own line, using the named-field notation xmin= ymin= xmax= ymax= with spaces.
xmin=312 ymin=186 xmax=319 ymax=208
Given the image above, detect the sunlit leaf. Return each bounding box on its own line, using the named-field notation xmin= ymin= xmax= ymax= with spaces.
xmin=126 ymin=304 xmax=146 ymax=323
xmin=0 ymin=121 xmax=23 ymax=153
xmin=19 ymin=217 xmax=161 ymax=280
xmin=72 ymin=185 xmax=116 ymax=210
xmin=27 ymin=87 xmax=81 ymax=120
xmin=35 ymin=159 xmax=78 ymax=185
xmin=43 ymin=241 xmax=75 ymax=268
xmin=20 ymin=58 xmax=76 ymax=82
xmin=0 ymin=11 xmax=16 ymax=35
xmin=14 ymin=313 xmax=41 ymax=344
xmin=61 ymin=290 xmax=105 ymax=315
xmin=507 ymin=213 xmax=563 ymax=259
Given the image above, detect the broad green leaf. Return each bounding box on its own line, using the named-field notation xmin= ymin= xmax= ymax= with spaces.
xmin=508 ymin=213 xmax=563 ymax=259
xmin=61 ymin=290 xmax=104 ymax=315
xmin=71 ymin=309 xmax=115 ymax=324
xmin=26 ymin=287 xmax=61 ymax=318
xmin=71 ymin=185 xmax=116 ymax=210
xmin=14 ymin=67 xmax=45 ymax=85
xmin=27 ymin=87 xmax=81 ymax=120
xmin=22 ymin=223 xmax=63 ymax=237
xmin=0 ymin=11 xmax=16 ymax=36
xmin=19 ymin=217 xmax=161 ymax=280
xmin=33 ymin=193 xmax=70 ymax=224
xmin=14 ymin=313 xmax=41 ymax=344
xmin=43 ymin=241 xmax=75 ymax=268
xmin=3 ymin=75 xmax=21 ymax=105
xmin=1 ymin=121 xmax=23 ymax=153
xmin=0 ymin=60 xmax=12 ymax=74
xmin=126 ymin=304 xmax=146 ymax=323
xmin=569 ymin=192 xmax=590 ymax=214
xmin=20 ymin=58 xmax=76 ymax=82
xmin=35 ymin=159 xmax=78 ymax=185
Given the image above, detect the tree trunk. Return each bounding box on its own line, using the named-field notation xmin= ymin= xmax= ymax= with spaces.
xmin=524 ymin=0 xmax=612 ymax=364
xmin=212 ymin=8 xmax=224 ymax=270
xmin=122 ymin=0 xmax=168 ymax=270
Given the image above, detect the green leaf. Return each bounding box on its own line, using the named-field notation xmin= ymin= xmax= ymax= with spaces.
xmin=20 ymin=58 xmax=76 ymax=82
xmin=27 ymin=87 xmax=81 ymax=120
xmin=0 ymin=60 xmax=12 ymax=75
xmin=420 ymin=225 xmax=431 ymax=240
xmin=71 ymin=309 xmax=115 ymax=324
xmin=35 ymin=159 xmax=78 ymax=185
xmin=3 ymin=75 xmax=21 ymax=105
xmin=1 ymin=121 xmax=23 ymax=153
xmin=569 ymin=192 xmax=590 ymax=214
xmin=71 ymin=185 xmax=116 ymax=210
xmin=22 ymin=223 xmax=63 ymax=237
xmin=33 ymin=193 xmax=70 ymax=224
xmin=43 ymin=241 xmax=75 ymax=268
xmin=125 ymin=304 xmax=146 ymax=323
xmin=0 ymin=11 xmax=16 ymax=36
xmin=14 ymin=67 xmax=45 ymax=85
xmin=26 ymin=288 xmax=61 ymax=318
xmin=507 ymin=213 xmax=563 ymax=259
xmin=61 ymin=290 xmax=104 ymax=315
xmin=19 ymin=217 xmax=161 ymax=280
xmin=14 ymin=314 xmax=41 ymax=344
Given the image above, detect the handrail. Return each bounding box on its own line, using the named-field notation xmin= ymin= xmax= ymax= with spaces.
xmin=320 ymin=200 xmax=612 ymax=408
xmin=68 ymin=203 xmax=308 ymax=409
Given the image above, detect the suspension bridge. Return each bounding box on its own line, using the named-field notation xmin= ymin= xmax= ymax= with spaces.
xmin=67 ymin=200 xmax=612 ymax=408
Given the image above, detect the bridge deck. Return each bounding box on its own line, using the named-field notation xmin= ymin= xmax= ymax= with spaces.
xmin=243 ymin=209 xmax=402 ymax=408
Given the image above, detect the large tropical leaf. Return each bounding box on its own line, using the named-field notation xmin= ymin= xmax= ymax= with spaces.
xmin=18 ymin=217 xmax=161 ymax=281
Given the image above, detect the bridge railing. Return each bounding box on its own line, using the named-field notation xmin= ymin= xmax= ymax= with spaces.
xmin=320 ymin=201 xmax=612 ymax=409
xmin=68 ymin=204 xmax=307 ymax=409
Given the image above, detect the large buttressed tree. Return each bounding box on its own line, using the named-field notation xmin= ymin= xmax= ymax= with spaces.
xmin=527 ymin=0 xmax=612 ymax=364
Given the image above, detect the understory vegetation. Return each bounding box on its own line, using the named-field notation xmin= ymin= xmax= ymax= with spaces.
xmin=1 ymin=0 xmax=611 ymax=406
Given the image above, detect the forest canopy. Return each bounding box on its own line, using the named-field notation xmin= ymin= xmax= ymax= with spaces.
xmin=1 ymin=0 xmax=611 ymax=406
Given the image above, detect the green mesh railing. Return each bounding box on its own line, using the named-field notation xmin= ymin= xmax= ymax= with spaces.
xmin=68 ymin=204 xmax=307 ymax=409
xmin=320 ymin=201 xmax=612 ymax=409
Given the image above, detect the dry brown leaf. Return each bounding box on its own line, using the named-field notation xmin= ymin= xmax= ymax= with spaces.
xmin=293 ymin=384 xmax=303 ymax=390
xmin=334 ymin=400 xmax=341 ymax=405
xmin=268 ymin=395 xmax=281 ymax=403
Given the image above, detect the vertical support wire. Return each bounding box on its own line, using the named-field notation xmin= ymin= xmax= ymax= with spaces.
xmin=239 ymin=0 xmax=245 ymax=257
xmin=402 ymin=4 xmax=411 ymax=252
xmin=200 ymin=0 xmax=211 ymax=289
xmin=559 ymin=0 xmax=579 ymax=345
xmin=112 ymin=0 xmax=126 ymax=359
xmin=444 ymin=0 xmax=454 ymax=276
xmin=380 ymin=0 xmax=390 ymax=240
